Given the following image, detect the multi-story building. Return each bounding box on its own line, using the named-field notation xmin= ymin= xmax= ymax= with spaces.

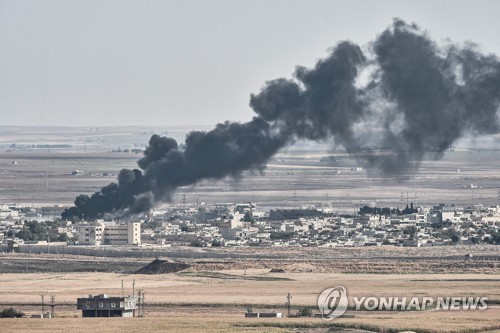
xmin=76 ymin=222 xmax=141 ymax=246
xmin=77 ymin=223 xmax=104 ymax=246
xmin=77 ymin=294 xmax=137 ymax=317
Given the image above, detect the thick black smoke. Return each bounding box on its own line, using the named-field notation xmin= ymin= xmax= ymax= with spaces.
xmin=62 ymin=19 xmax=500 ymax=220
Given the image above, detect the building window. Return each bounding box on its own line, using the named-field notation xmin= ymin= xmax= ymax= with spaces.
xmin=99 ymin=302 xmax=104 ymax=308
xmin=111 ymin=302 xmax=116 ymax=308
xmin=86 ymin=302 xmax=91 ymax=307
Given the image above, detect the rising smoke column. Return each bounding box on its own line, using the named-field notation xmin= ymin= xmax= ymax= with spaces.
xmin=62 ymin=19 xmax=500 ymax=220
xmin=62 ymin=118 xmax=287 ymax=219
xmin=363 ymin=20 xmax=500 ymax=171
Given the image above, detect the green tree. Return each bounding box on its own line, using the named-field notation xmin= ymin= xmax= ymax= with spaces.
xmin=446 ymin=228 xmax=461 ymax=244
xmin=490 ymin=231 xmax=500 ymax=245
xmin=241 ymin=211 xmax=256 ymax=224
xmin=297 ymin=307 xmax=312 ymax=317
xmin=57 ymin=233 xmax=69 ymax=242
xmin=15 ymin=228 xmax=33 ymax=241
xmin=143 ymin=220 xmax=161 ymax=230
xmin=0 ymin=307 xmax=24 ymax=318
xmin=403 ymin=226 xmax=418 ymax=240
xmin=16 ymin=220 xmax=48 ymax=241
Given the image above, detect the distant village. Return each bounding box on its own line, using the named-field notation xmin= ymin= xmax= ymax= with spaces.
xmin=1 ymin=200 xmax=500 ymax=251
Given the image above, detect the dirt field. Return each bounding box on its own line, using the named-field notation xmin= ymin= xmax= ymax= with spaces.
xmin=0 ymin=139 xmax=500 ymax=211
xmin=3 ymin=245 xmax=500 ymax=274
xmin=0 ymin=268 xmax=498 ymax=332
xmin=1 ymin=128 xmax=500 ymax=332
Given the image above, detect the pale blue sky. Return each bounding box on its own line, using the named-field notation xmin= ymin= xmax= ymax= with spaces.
xmin=1 ymin=0 xmax=499 ymax=127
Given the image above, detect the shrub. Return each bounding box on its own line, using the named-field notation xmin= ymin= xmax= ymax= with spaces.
xmin=297 ymin=307 xmax=312 ymax=317
xmin=0 ymin=307 xmax=24 ymax=318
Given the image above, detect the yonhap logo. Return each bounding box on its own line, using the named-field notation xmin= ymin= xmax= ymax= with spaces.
xmin=317 ymin=286 xmax=348 ymax=320
xmin=317 ymin=287 xmax=488 ymax=321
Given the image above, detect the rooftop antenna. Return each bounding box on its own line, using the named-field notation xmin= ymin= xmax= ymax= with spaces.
xmin=182 ymin=193 xmax=187 ymax=207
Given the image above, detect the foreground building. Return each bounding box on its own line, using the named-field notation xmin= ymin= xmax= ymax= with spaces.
xmin=77 ymin=294 xmax=137 ymax=317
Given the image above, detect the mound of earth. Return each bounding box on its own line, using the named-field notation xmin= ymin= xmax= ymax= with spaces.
xmin=284 ymin=263 xmax=324 ymax=273
xmin=270 ymin=268 xmax=286 ymax=273
xmin=135 ymin=259 xmax=191 ymax=274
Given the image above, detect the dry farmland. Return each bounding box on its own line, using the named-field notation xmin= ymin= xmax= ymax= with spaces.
xmin=0 ymin=269 xmax=499 ymax=332
xmin=0 ymin=249 xmax=499 ymax=332
xmin=1 ymin=127 xmax=500 ymax=332
xmin=2 ymin=126 xmax=500 ymax=208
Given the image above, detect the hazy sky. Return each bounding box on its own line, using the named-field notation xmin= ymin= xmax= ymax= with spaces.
xmin=1 ymin=0 xmax=500 ymax=127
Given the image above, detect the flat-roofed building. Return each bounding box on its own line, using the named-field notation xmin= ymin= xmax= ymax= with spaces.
xmin=76 ymin=222 xmax=141 ymax=246
xmin=103 ymin=222 xmax=141 ymax=245
xmin=77 ymin=223 xmax=104 ymax=246
xmin=77 ymin=294 xmax=137 ymax=317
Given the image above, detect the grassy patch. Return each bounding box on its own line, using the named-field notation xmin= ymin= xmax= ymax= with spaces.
xmin=233 ymin=321 xmax=432 ymax=333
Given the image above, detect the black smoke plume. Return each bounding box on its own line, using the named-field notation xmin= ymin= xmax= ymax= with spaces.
xmin=62 ymin=19 xmax=500 ymax=220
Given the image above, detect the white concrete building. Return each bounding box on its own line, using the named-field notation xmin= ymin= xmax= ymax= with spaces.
xmin=77 ymin=222 xmax=141 ymax=246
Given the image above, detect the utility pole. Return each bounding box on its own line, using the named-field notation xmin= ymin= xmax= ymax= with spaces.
xmin=141 ymin=291 xmax=146 ymax=317
xmin=50 ymin=294 xmax=56 ymax=318
xmin=136 ymin=289 xmax=146 ymax=317
xmin=121 ymin=279 xmax=124 ymax=297
xmin=286 ymin=293 xmax=292 ymax=317
xmin=132 ymin=279 xmax=135 ymax=299
xmin=137 ymin=289 xmax=141 ymax=317
xmin=40 ymin=292 xmax=46 ymax=315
